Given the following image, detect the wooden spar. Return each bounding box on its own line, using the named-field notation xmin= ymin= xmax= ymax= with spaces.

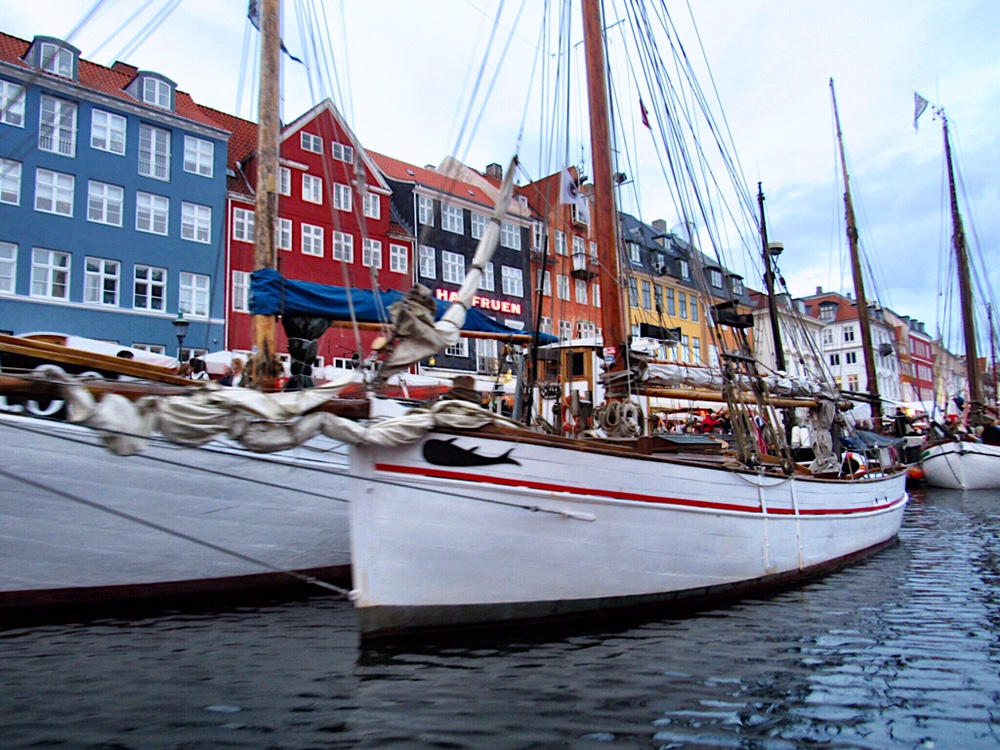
xmin=322 ymin=319 xmax=540 ymax=344
xmin=758 ymin=183 xmax=786 ymax=372
xmin=582 ymin=0 xmax=626 ymax=370
xmin=944 ymin=114 xmax=983 ymax=422
xmin=830 ymin=78 xmax=882 ymax=429
xmin=251 ymin=0 xmax=282 ymax=390
xmin=639 ymin=385 xmax=820 ymax=409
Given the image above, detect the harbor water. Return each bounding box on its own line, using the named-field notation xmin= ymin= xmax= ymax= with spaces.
xmin=2 ymin=487 xmax=999 ymax=749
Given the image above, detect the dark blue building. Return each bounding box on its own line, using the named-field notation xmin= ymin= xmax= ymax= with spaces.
xmin=0 ymin=32 xmax=229 ymax=359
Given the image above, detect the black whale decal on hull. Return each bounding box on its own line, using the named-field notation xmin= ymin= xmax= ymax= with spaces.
xmin=423 ymin=438 xmax=521 ymax=467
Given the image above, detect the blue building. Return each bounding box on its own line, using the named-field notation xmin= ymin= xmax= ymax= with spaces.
xmin=0 ymin=31 xmax=229 ymax=360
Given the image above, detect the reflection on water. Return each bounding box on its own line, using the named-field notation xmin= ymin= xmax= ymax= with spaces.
xmin=2 ymin=488 xmax=999 ymax=749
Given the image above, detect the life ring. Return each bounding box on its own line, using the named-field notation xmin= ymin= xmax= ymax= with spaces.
xmin=840 ymin=451 xmax=868 ymax=479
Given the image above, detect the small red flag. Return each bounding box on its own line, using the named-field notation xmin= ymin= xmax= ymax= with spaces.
xmin=640 ymin=98 xmax=651 ymax=129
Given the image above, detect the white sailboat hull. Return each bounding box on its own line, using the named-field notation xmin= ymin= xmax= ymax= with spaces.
xmin=921 ymin=440 xmax=1000 ymax=490
xmin=348 ymin=430 xmax=909 ymax=638
xmin=0 ymin=413 xmax=351 ymax=612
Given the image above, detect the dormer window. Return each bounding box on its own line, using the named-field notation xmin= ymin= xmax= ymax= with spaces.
xmin=143 ymin=77 xmax=171 ymax=108
xmin=819 ymin=302 xmax=837 ymax=321
xmin=40 ymin=42 xmax=74 ymax=78
xmin=729 ymin=275 xmax=744 ymax=295
xmin=709 ymin=268 xmax=723 ymax=288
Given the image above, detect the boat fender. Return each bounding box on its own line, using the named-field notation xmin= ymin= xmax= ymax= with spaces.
xmin=840 ymin=451 xmax=867 ymax=479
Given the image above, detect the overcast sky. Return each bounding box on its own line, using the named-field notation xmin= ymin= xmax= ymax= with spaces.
xmin=3 ymin=0 xmax=997 ymax=347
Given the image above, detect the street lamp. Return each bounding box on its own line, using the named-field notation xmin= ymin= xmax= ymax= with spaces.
xmin=172 ymin=311 xmax=189 ymax=366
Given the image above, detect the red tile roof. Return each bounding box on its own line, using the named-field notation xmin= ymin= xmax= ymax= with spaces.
xmin=368 ymin=150 xmax=494 ymax=208
xmin=0 ymin=31 xmax=224 ymax=131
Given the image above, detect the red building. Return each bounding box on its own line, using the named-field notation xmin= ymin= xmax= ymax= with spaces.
xmin=206 ymin=99 xmax=412 ymax=369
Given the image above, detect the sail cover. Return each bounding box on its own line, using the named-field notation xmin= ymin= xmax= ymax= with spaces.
xmin=250 ymin=268 xmax=555 ymax=343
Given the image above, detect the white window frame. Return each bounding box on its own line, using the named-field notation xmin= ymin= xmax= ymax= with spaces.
xmin=331 ymin=141 xmax=354 ymax=163
xmin=557 ymin=274 xmax=570 ymax=301
xmin=183 ymin=136 xmax=214 ymax=177
xmin=0 ymin=241 xmax=17 ymax=294
xmin=40 ymin=43 xmax=73 ymax=78
xmin=441 ymin=204 xmax=464 ymax=235
xmin=441 ymin=250 xmax=465 ymax=284
xmin=232 ymin=270 xmax=250 ymax=312
xmin=84 ymin=256 xmax=120 ymax=306
xmin=39 ymin=95 xmax=77 ymax=157
xmin=500 ymin=222 xmax=521 ymax=250
xmin=181 ymin=202 xmax=212 ymax=243
xmin=300 ymin=131 xmax=322 ymax=153
xmin=136 ymin=191 xmax=169 ymax=235
xmin=558 ymin=319 xmax=573 ymax=340
xmin=363 ymin=238 xmax=382 ymax=269
xmin=302 ymin=173 xmax=323 ymax=204
xmin=232 ymin=207 xmax=255 ymax=242
xmin=576 ymin=278 xmax=589 ymax=304
xmin=478 ymin=261 xmax=495 ymax=292
xmin=502 ymin=265 xmax=523 ymax=296
xmin=419 ymin=245 xmax=435 ymax=278
xmin=34 ymin=168 xmax=74 ymax=216
xmin=592 ymin=282 xmax=601 ymax=308
xmin=0 ymin=158 xmax=21 ymax=205
xmin=0 ymin=80 xmax=25 ymax=127
xmin=276 ymin=217 xmax=292 ymax=250
xmin=362 ymin=192 xmax=380 ymax=219
xmin=555 ymin=230 xmax=567 ymax=256
xmin=30 ymin=247 xmax=70 ymax=300
xmin=539 ymin=269 xmax=551 ymax=297
xmin=333 ymin=182 xmax=351 ymax=212
xmin=138 ymin=124 xmax=170 ymax=180
xmin=418 ymin=196 xmax=433 ymax=226
xmin=87 ymin=180 xmax=123 ymax=226
xmin=278 ymin=166 xmax=291 ymax=196
xmin=709 ymin=269 xmax=723 ymax=288
xmin=133 ymin=264 xmax=166 ymax=311
xmin=142 ymin=77 xmax=171 ymax=109
xmin=540 ymin=316 xmax=552 ymax=335
xmin=444 ymin=339 xmax=468 ymax=358
xmin=389 ymin=243 xmax=408 ymax=274
xmin=471 ymin=212 xmax=488 ymax=240
xmin=679 ymin=259 xmax=690 ymax=279
xmin=90 ymin=109 xmax=126 ymax=155
xmin=302 ymin=223 xmax=324 ymax=257
xmin=333 ymin=231 xmax=353 ymax=262
xmin=179 ymin=271 xmax=210 ymax=318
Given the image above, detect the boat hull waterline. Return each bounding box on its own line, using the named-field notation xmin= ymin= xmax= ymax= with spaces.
xmin=921 ymin=439 xmax=1000 ymax=490
xmin=348 ymin=431 xmax=909 ymax=637
xmin=0 ymin=413 xmax=352 ymax=612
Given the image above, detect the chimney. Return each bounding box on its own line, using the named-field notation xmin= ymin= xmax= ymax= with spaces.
xmin=111 ymin=61 xmax=139 ymax=77
xmin=815 ymin=286 xmax=823 ymax=295
xmin=485 ymin=163 xmax=503 ymax=180
xmin=652 ymin=219 xmax=668 ymax=246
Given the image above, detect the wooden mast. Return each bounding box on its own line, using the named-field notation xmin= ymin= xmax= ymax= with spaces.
xmin=758 ymin=183 xmax=786 ymax=372
xmin=830 ymin=78 xmax=882 ymax=429
xmin=943 ymin=113 xmax=983 ymax=423
xmin=581 ymin=0 xmax=626 ymax=372
xmin=251 ymin=0 xmax=282 ymax=390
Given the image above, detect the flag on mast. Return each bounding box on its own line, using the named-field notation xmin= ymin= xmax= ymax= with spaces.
xmin=914 ymin=92 xmax=929 ymax=131
xmin=559 ymin=168 xmax=589 ymax=224
xmin=640 ymin=98 xmax=651 ymax=129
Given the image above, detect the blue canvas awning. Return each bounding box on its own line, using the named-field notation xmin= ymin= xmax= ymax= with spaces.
xmin=250 ymin=268 xmax=556 ymax=343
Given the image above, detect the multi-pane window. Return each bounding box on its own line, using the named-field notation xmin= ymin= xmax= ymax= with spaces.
xmin=845 ymin=351 xmax=858 ymax=365
xmin=0 ymin=158 xmax=21 ymax=204
xmin=333 ymin=183 xmax=351 ymax=211
xmin=557 ymin=274 xmax=570 ymax=300
xmin=444 ymin=339 xmax=468 ymax=358
xmin=183 ymin=136 xmax=214 ymax=177
xmin=302 ymin=174 xmax=323 ymax=204
xmin=679 ymin=291 xmax=688 ymax=320
xmin=136 ymin=192 xmax=169 ymax=235
xmin=844 ymin=326 xmax=855 ymax=342
xmin=629 ymin=243 xmax=641 ymax=264
xmin=478 ymin=261 xmax=495 ymax=292
xmin=181 ymin=202 xmax=212 ymax=243
xmin=0 ymin=241 xmax=16 ymax=294
xmin=679 ymin=259 xmax=690 ymax=279
xmin=333 ymin=231 xmax=353 ymax=262
xmin=142 ymin=77 xmax=171 ymax=108
xmin=592 ymin=282 xmax=601 ymax=307
xmin=847 ymin=374 xmax=859 ymax=391
xmin=276 ymin=217 xmax=292 ymax=250
xmin=572 ymin=235 xmax=585 ymax=258
xmin=302 ymin=223 xmax=324 ymax=256
xmin=576 ymin=278 xmax=589 ymax=304
xmin=179 ymin=272 xmax=209 ymax=317
xmin=30 ymin=247 xmax=70 ymax=299
xmin=502 ymin=266 xmax=523 ymax=296
xmin=442 ymin=250 xmax=465 ymax=284
xmin=419 ymin=245 xmax=436 ymax=278
xmin=731 ymin=277 xmax=744 ymax=295
xmin=822 ymin=328 xmax=834 ymax=347
xmin=666 ymin=287 xmax=675 ymax=315
xmin=680 ymin=335 xmax=690 ymax=363
xmin=693 ymin=337 xmax=702 ymax=364
xmin=500 ymin=223 xmax=521 ymax=250
xmin=532 ymin=222 xmax=544 ymax=250
xmin=39 ymin=96 xmax=76 ymax=156
xmin=471 ymin=212 xmax=488 ymax=240
xmin=133 ymin=265 xmax=166 ymax=311
xmin=90 ymin=110 xmax=126 ymax=154
xmin=278 ymin=166 xmax=291 ymax=196
xmin=627 ymin=277 xmax=638 ymax=307
xmin=389 ymin=244 xmax=408 ymax=274
xmin=232 ymin=207 xmax=255 ymax=241
xmin=300 ymin=131 xmax=322 ymax=153
xmin=691 ymin=295 xmax=699 ymax=322
xmin=40 ymin=43 xmax=73 ymax=77
xmin=829 ymin=353 xmax=841 ymax=366
xmin=539 ymin=270 xmax=551 ymax=297
xmin=84 ymin=257 xmax=119 ymax=306
xmin=579 ymin=321 xmax=597 ymax=339
xmin=441 ymin=204 xmax=463 ymax=235
xmin=362 ymin=192 xmax=380 ymax=219
xmin=653 ymin=284 xmax=663 ymax=314
xmin=540 ymin=316 xmax=552 ymax=335
xmin=363 ymin=238 xmax=382 ymax=269
xmin=709 ymin=269 xmax=723 ymax=288
xmin=418 ymin=196 xmax=434 ymax=225
xmin=138 ymin=124 xmax=170 ymax=180
xmin=559 ymin=319 xmax=573 ymax=340
xmin=819 ymin=304 xmax=836 ymax=321
xmin=555 ymin=231 xmax=566 ymax=256
xmin=232 ymin=270 xmax=250 ymax=312
xmin=87 ymin=181 xmax=123 ymax=226
xmin=35 ymin=169 xmax=74 ymax=216
xmin=0 ymin=81 xmax=25 ymax=127
xmin=641 ymin=280 xmax=651 ymax=310
xmin=331 ymin=141 xmax=354 ymax=163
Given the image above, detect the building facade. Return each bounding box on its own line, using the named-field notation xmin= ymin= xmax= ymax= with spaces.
xmin=0 ymin=32 xmax=229 ymax=358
